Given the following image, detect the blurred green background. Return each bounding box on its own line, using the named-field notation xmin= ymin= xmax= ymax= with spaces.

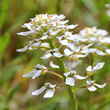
xmin=0 ymin=0 xmax=110 ymax=110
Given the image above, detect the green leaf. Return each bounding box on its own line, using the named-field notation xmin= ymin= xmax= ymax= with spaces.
xmin=82 ymin=0 xmax=98 ymax=13
xmin=0 ymin=0 xmax=9 ymax=31
xmin=5 ymin=83 xmax=22 ymax=103
xmin=0 ymin=33 xmax=10 ymax=61
xmin=0 ymin=66 xmax=21 ymax=85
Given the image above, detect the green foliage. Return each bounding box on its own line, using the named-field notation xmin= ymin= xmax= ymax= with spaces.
xmin=0 ymin=0 xmax=9 ymax=32
xmin=0 ymin=33 xmax=10 ymax=61
xmin=0 ymin=66 xmax=21 ymax=85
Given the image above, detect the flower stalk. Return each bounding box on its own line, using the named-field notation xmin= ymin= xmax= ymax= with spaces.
xmin=48 ymin=38 xmax=78 ymax=110
xmin=17 ymin=14 xmax=108 ymax=109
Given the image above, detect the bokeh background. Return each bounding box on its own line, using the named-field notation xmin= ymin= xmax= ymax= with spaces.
xmin=0 ymin=0 xmax=110 ymax=110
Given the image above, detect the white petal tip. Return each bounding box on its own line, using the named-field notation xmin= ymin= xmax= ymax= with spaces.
xmin=32 ymin=92 xmax=36 ymax=95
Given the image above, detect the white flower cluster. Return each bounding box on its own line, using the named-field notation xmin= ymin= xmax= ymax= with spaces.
xmin=17 ymin=14 xmax=77 ymax=52
xmin=17 ymin=14 xmax=108 ymax=98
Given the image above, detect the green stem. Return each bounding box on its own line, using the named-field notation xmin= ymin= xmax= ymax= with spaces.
xmin=48 ymin=38 xmax=78 ymax=110
xmin=88 ymin=54 xmax=95 ymax=110
xmin=88 ymin=91 xmax=92 ymax=110
xmin=47 ymin=71 xmax=64 ymax=80
xmin=67 ymin=86 xmax=78 ymax=110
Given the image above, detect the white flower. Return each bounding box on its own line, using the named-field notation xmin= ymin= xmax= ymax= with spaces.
xmin=80 ymin=27 xmax=108 ymax=38
xmin=32 ymin=82 xmax=56 ymax=98
xmin=41 ymin=48 xmax=63 ymax=59
xmin=64 ymin=71 xmax=87 ymax=86
xmin=16 ymin=39 xmax=41 ymax=52
xmin=16 ymin=45 xmax=29 ymax=52
xmin=87 ymin=79 xmax=106 ymax=91
xmin=56 ymin=32 xmax=77 ymax=45
xmin=21 ymin=23 xmax=33 ymax=30
xmin=100 ymin=37 xmax=110 ymax=44
xmin=17 ymin=30 xmax=35 ymax=36
xmin=86 ymin=62 xmax=105 ymax=76
xmin=56 ymin=36 xmax=69 ymax=46
xmin=23 ymin=64 xmax=47 ymax=79
xmin=67 ymin=43 xmax=93 ymax=54
xmin=106 ymin=49 xmax=110 ymax=55
xmin=96 ymin=49 xmax=106 ymax=56
xmin=40 ymin=43 xmax=50 ymax=48
xmin=64 ymin=48 xmax=88 ymax=61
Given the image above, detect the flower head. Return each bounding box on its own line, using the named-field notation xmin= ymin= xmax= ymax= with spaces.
xmin=86 ymin=62 xmax=105 ymax=76
xmin=23 ymin=64 xmax=47 ymax=79
xmin=64 ymin=70 xmax=87 ymax=86
xmin=41 ymin=48 xmax=63 ymax=59
xmin=87 ymin=79 xmax=106 ymax=91
xmin=32 ymin=82 xmax=56 ymax=98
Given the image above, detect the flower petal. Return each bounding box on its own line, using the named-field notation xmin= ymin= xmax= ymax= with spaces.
xmin=23 ymin=69 xmax=36 ymax=78
xmin=41 ymin=53 xmax=51 ymax=59
xmin=67 ymin=24 xmax=78 ymax=29
xmin=96 ymin=50 xmax=106 ymax=56
xmin=87 ymin=79 xmax=94 ymax=85
xmin=106 ymin=49 xmax=110 ymax=55
xmin=40 ymin=35 xmax=48 ymax=40
xmin=64 ymin=48 xmax=73 ymax=56
xmin=94 ymin=83 xmax=107 ymax=88
xmin=93 ymin=62 xmax=105 ymax=71
xmin=88 ymin=86 xmax=97 ymax=91
xmin=53 ymin=52 xmax=63 ymax=58
xmin=60 ymin=40 xmax=68 ymax=45
xmin=50 ymin=61 xmax=59 ymax=68
xmin=32 ymin=86 xmax=46 ymax=96
xmin=16 ymin=46 xmax=28 ymax=52
xmin=32 ymin=70 xmax=42 ymax=79
xmin=64 ymin=72 xmax=70 ymax=77
xmin=44 ymin=90 xmax=54 ymax=98
xmin=65 ymin=77 xmax=75 ymax=86
xmin=32 ymin=42 xmax=40 ymax=47
xmin=74 ymin=75 xmax=87 ymax=80
xmin=86 ymin=66 xmax=92 ymax=72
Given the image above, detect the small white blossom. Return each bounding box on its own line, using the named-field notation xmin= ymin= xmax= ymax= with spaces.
xmin=16 ymin=39 xmax=41 ymax=52
xmin=86 ymin=62 xmax=105 ymax=76
xmin=32 ymin=82 xmax=56 ymax=98
xmin=23 ymin=64 xmax=47 ymax=79
xmin=87 ymin=79 xmax=106 ymax=91
xmin=80 ymin=27 xmax=108 ymax=38
xmin=41 ymin=48 xmax=63 ymax=59
xmin=17 ymin=30 xmax=35 ymax=36
xmin=100 ymin=37 xmax=110 ymax=44
xmin=16 ymin=45 xmax=29 ymax=52
xmin=106 ymin=49 xmax=110 ymax=55
xmin=96 ymin=49 xmax=106 ymax=56
xmin=64 ymin=48 xmax=88 ymax=61
xmin=64 ymin=70 xmax=87 ymax=86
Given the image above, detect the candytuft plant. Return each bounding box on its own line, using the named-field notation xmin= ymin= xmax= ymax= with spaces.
xmin=17 ymin=14 xmax=110 ymax=110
